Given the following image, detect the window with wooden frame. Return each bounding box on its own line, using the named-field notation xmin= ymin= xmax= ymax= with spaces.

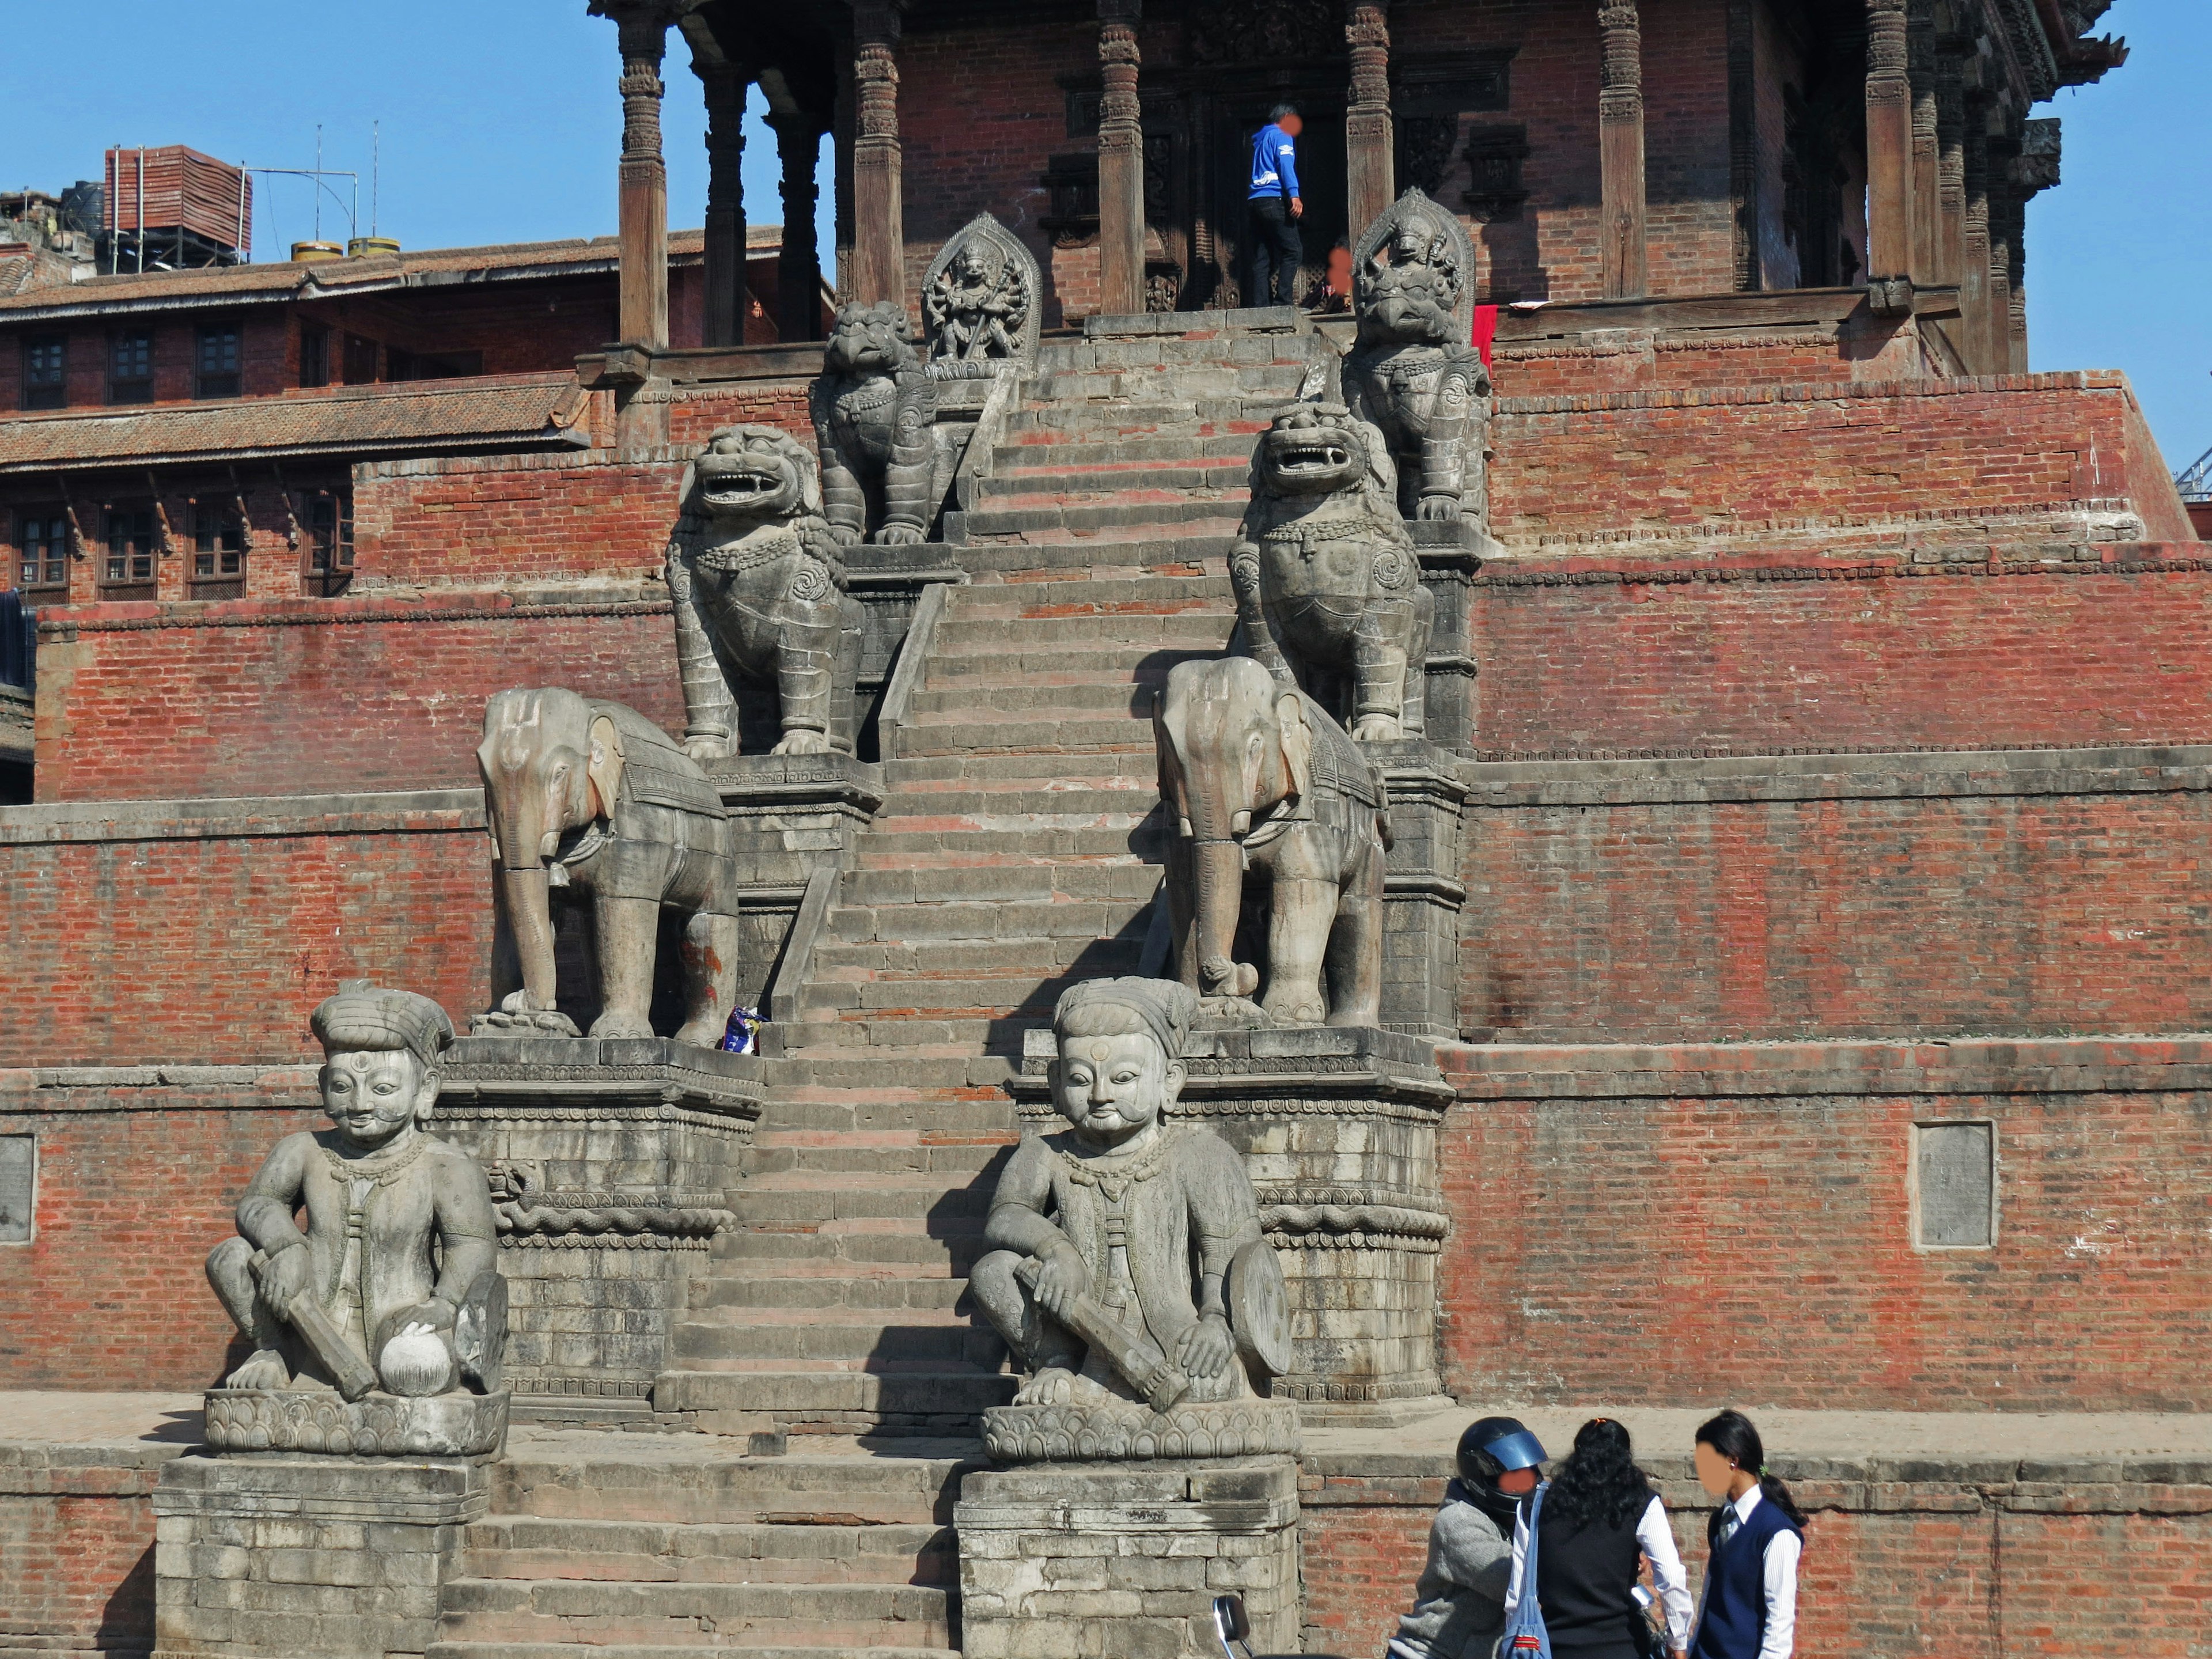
xmin=195 ymin=322 xmax=241 ymax=399
xmin=108 ymin=329 xmax=154 ymax=405
xmin=190 ymin=499 xmax=247 ymax=599
xmin=16 ymin=512 xmax=69 ymax=593
xmin=21 ymin=336 xmax=66 ymax=411
xmin=300 ymin=324 xmax=330 ymax=389
xmin=341 ymin=332 xmax=379 ymax=385
xmin=302 ymin=493 xmax=353 ymax=596
xmin=101 ymin=505 xmax=158 ymax=597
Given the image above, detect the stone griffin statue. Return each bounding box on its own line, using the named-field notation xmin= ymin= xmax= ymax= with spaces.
xmin=664 ymin=425 xmax=863 ymax=759
xmin=1340 ymin=186 xmax=1491 ymax=525
xmin=207 ymin=983 xmax=507 ymax=1412
xmin=972 ymin=979 xmax=1299 ymax=1461
xmin=811 ymin=301 xmax=938 ymax=546
xmin=1230 ymin=404 xmax=1434 ymax=743
xmin=922 ymin=213 xmax=1041 ymax=374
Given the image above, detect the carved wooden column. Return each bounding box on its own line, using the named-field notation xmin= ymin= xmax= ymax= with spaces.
xmin=611 ymin=3 xmax=675 ymax=348
xmin=851 ymin=1 xmax=907 ymax=309
xmin=771 ymin=110 xmax=831 ymax=340
xmin=1863 ymin=0 xmax=1914 ymax=304
xmin=1907 ymin=0 xmax=1939 ymax=285
xmin=699 ymin=62 xmax=749 ymax=348
xmin=1959 ymin=96 xmax=1993 ymax=374
xmin=1597 ymin=1 xmax=1647 ymax=298
xmin=1934 ymin=32 xmax=1968 ymax=287
xmin=1345 ymin=1 xmax=1394 ymax=244
xmin=1985 ymin=124 xmax=2024 ymax=375
xmin=1097 ymin=0 xmax=1145 ymax=317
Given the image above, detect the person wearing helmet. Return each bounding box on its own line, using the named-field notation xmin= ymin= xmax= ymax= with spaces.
xmin=1385 ymin=1416 xmax=1548 ymax=1659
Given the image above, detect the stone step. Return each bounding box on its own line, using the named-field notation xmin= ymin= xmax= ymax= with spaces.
xmin=747 ymin=1090 xmax=1020 ymax=1136
xmin=653 ymin=1369 xmax=1015 ymax=1425
xmin=1028 ymin=364 xmax=1301 ymax=402
xmin=742 ymin=1137 xmax=1009 ymax=1181
xmin=669 ymin=1318 xmax=1003 ymax=1369
xmin=796 ymin=969 xmax=1118 ymax=1021
xmin=431 ymin=1578 xmax=953 ymax=1650
xmin=991 ymin=431 xmax=1258 ymax=467
xmin=875 ymin=777 xmax=1161 ymax=813
xmin=901 ymin=681 xmax=1172 ymax=720
xmin=708 ymin=1218 xmax=991 ymax=1268
xmin=850 ymin=815 xmax=1161 ymax=861
xmin=842 ymin=860 xmax=1160 ymax=907
xmin=885 ymin=714 xmax=1161 ymax=757
xmin=930 ymin=608 xmax=1232 ymax=652
xmin=824 ymin=895 xmax=1152 ymax=949
xmin=729 ymin=1179 xmax=992 ymax=1225
xmin=944 ymin=571 xmax=1233 ymax=613
xmin=813 ymin=933 xmax=1146 ymax=982
xmin=768 ymin=1051 xmax=1022 ymax=1092
xmin=971 ymin=465 xmax=1250 ymax=503
xmin=945 ymin=497 xmax=1243 ymax=541
xmin=459 ymin=1516 xmax=955 ymax=1587
xmin=1037 ymin=331 xmax=1310 ymax=369
xmin=921 ymin=645 xmax=1221 ymax=687
xmin=687 ymin=1275 xmax=973 ymax=1314
xmin=950 ymin=537 xmax=1237 ymax=581
xmin=493 ymin=1442 xmax=973 ymax=1527
xmin=431 ymin=1646 xmax=957 ymax=1659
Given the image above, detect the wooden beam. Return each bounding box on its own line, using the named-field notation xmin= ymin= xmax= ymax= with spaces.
xmin=851 ymin=1 xmax=907 ymax=309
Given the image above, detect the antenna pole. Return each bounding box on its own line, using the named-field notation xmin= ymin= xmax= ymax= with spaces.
xmin=314 ymin=126 xmax=323 ymax=241
xmin=372 ymin=120 xmax=380 ymax=238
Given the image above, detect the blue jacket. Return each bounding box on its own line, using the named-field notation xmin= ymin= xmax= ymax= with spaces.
xmin=1249 ymin=123 xmax=1301 ymax=200
xmin=1688 ymin=1494 xmax=1801 ymax=1659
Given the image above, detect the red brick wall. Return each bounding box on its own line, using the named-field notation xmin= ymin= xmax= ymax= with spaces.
xmin=1437 ymin=1043 xmax=2212 ymax=1409
xmin=1464 ymin=758 xmax=2212 ymax=1042
xmin=33 ymin=597 xmax=681 ymax=801
xmin=0 ymin=1078 xmax=320 ymax=1387
xmin=0 ymin=1479 xmax=164 ymax=1657
xmin=1488 ymin=373 xmax=2176 ymax=540
xmin=1471 ymin=551 xmax=2212 ymax=760
xmin=0 ymin=808 xmax=487 ymax=1066
xmin=354 ymin=453 xmax=683 ymax=586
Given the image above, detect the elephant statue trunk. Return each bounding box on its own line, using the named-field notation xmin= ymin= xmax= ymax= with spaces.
xmin=499 ymin=863 xmax=558 ymax=1014
xmin=1190 ymin=838 xmax=1256 ymax=1003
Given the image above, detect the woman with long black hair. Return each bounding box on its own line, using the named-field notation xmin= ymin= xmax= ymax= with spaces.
xmin=1686 ymin=1411 xmax=1808 ymax=1659
xmin=1501 ymin=1418 xmax=1693 ymax=1659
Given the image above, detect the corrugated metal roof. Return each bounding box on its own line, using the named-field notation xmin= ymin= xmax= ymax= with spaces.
xmin=0 ymin=226 xmax=740 ymax=319
xmin=0 ymin=372 xmax=590 ymax=472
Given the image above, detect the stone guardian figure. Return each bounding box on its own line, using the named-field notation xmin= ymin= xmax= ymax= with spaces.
xmin=921 ymin=213 xmax=1041 ymax=374
xmin=811 ymin=301 xmax=938 ymax=546
xmin=1340 ymin=186 xmax=1492 ymax=525
xmin=207 ymin=982 xmax=506 ymax=1406
xmin=971 ymin=979 xmax=1297 ymax=1460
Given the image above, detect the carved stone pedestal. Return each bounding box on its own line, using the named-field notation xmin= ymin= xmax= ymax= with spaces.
xmin=1372 ymin=736 xmax=1475 ymax=1042
xmin=955 ymin=1457 xmax=1301 ymax=1659
xmin=1412 ymin=516 xmax=1493 ymax=755
xmin=435 ymin=1035 xmax=765 ymax=1419
xmin=1017 ymin=1024 xmax=1453 ymax=1427
xmin=151 ymin=1453 xmax=488 ymax=1659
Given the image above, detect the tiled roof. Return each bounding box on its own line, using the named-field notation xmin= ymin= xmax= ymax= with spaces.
xmin=0 ymin=372 xmax=590 ymax=473
xmin=0 ymin=226 xmax=741 ymax=320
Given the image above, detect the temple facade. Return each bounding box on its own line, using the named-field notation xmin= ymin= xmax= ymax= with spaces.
xmin=5 ymin=5 xmax=2207 ymax=1659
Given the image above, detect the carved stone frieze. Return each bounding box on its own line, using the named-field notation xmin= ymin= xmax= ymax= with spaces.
xmin=203 ymin=1388 xmax=511 ymax=1458
xmin=981 ymin=1396 xmax=1304 ymax=1463
xmin=922 ymin=213 xmax=1041 ymax=373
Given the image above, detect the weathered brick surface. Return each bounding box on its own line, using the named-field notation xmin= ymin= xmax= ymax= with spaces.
xmin=0 ymin=1481 xmax=165 ymax=1657
xmin=1436 ymin=1041 xmax=2212 ymax=1411
xmin=0 ymin=805 xmax=489 ymax=1065
xmin=0 ymin=1075 xmax=319 ymax=1387
xmin=353 ymin=452 xmax=684 ymax=586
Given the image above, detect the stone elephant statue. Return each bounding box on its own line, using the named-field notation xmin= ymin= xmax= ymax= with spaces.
xmin=1229 ymin=405 xmax=1434 ymax=744
xmin=478 ymin=687 xmax=741 ymax=1047
xmin=1153 ymin=655 xmax=1388 ymax=1028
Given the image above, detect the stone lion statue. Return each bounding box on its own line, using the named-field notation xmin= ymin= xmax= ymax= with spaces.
xmin=1340 ymin=186 xmax=1491 ymax=525
xmin=665 ymin=425 xmax=864 ymax=759
xmin=1229 ymin=404 xmax=1433 ymax=743
xmin=810 ymin=301 xmax=939 ymax=547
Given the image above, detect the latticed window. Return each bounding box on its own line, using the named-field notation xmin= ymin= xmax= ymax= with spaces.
xmin=104 ymin=506 xmax=157 ymax=588
xmin=300 ymin=325 xmax=329 ymax=389
xmin=17 ymin=513 xmax=67 ymax=589
xmin=22 ymin=336 xmax=65 ymax=410
xmin=196 ymin=323 xmax=241 ymax=399
xmin=191 ymin=501 xmax=247 ymax=597
xmin=303 ymin=493 xmax=353 ymax=596
xmin=109 ymin=329 xmax=153 ymax=404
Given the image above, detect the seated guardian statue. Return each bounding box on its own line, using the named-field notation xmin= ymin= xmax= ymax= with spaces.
xmin=971 ymin=978 xmax=1289 ymax=1414
xmin=207 ymin=982 xmax=505 ymax=1402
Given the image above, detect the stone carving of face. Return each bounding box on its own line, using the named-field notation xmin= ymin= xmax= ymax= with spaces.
xmin=692 ymin=431 xmax=806 ymax=527
xmin=824 ymin=302 xmax=915 ymax=376
xmin=953 ymin=246 xmax=993 ymax=287
xmin=1390 ymin=217 xmax=1439 ymax=267
xmin=1257 ymin=406 xmax=1370 ymax=497
xmin=321 ymin=1048 xmax=434 ymax=1150
xmin=1051 ymin=1029 xmax=1185 ymax=1149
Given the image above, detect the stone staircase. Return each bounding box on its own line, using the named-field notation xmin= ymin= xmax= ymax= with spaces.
xmin=433 ymin=312 xmax=1313 ymax=1658
xmin=427 ymin=1430 xmax=975 ymax=1659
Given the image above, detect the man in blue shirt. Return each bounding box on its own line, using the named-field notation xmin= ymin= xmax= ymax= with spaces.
xmin=1247 ymin=103 xmax=1305 ymax=307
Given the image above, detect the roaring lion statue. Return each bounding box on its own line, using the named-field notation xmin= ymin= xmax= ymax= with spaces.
xmin=665 ymin=425 xmax=865 ymax=759
xmin=810 ymin=301 xmax=938 ymax=547
xmin=1229 ymin=405 xmax=1433 ymax=743
xmin=1340 ymin=187 xmax=1491 ymax=525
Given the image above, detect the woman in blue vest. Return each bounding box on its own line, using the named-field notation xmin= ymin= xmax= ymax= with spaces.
xmin=1687 ymin=1411 xmax=1807 ymax=1659
xmin=1501 ymin=1417 xmax=1694 ymax=1659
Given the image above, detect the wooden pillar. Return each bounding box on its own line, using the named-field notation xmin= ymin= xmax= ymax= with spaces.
xmin=1959 ymin=97 xmax=1993 ymax=374
xmin=1907 ymin=0 xmax=1939 ymax=285
xmin=850 ymin=1 xmax=906 ymax=309
xmin=1985 ymin=127 xmax=2022 ymax=376
xmin=1345 ymin=1 xmax=1393 ymax=244
xmin=1726 ymin=0 xmax=1760 ymax=291
xmin=771 ymin=111 xmax=831 ymax=340
xmin=699 ymin=63 xmax=748 ymax=348
xmin=1097 ymin=0 xmax=1145 ymax=317
xmin=613 ymin=4 xmax=673 ymax=347
xmin=1863 ymin=0 xmax=1914 ymax=292
xmin=1597 ymin=1 xmax=1647 ymax=298
xmin=1934 ymin=32 xmax=1968 ymax=287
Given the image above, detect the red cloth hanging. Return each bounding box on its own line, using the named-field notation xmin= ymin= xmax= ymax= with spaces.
xmin=1472 ymin=304 xmax=1499 ymax=370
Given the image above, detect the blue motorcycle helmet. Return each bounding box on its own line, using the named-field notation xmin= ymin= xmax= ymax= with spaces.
xmin=1456 ymin=1415 xmax=1547 ymax=1516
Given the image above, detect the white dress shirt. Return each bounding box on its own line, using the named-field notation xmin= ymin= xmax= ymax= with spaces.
xmin=1691 ymin=1485 xmax=1801 ymax=1659
xmin=1501 ymin=1490 xmax=1696 ymax=1651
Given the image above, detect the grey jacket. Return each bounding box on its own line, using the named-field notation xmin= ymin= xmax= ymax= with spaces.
xmin=1389 ymin=1480 xmax=1514 ymax=1659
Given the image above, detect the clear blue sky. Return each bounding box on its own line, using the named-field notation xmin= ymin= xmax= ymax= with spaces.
xmin=3 ymin=0 xmax=2203 ymax=469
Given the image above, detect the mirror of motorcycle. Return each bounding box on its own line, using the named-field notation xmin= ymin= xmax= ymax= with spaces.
xmin=1213 ymin=1592 xmax=1253 ymax=1654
